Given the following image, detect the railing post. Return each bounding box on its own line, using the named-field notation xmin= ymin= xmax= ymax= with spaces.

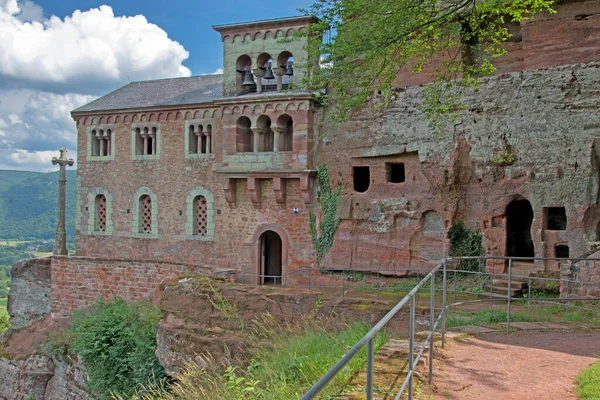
xmin=442 ymin=260 xmax=447 ymax=348
xmin=490 ymin=261 xmax=494 ymax=311
xmin=366 ymin=338 xmax=374 ymax=400
xmin=308 ymin=268 xmax=311 ymax=290
xmin=408 ymin=295 xmax=415 ymax=400
xmin=429 ymin=270 xmax=435 ymax=384
xmin=342 ymin=268 xmax=345 ymax=296
xmin=377 ymin=267 xmax=380 ymax=300
xmin=527 ymin=276 xmax=532 ymax=316
xmin=453 ymin=269 xmax=457 ymax=304
xmin=507 ymin=258 xmax=512 ymax=333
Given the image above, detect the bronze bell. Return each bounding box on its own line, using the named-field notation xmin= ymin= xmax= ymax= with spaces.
xmin=241 ymin=70 xmax=256 ymax=86
xmin=263 ymin=67 xmax=275 ymax=80
xmin=284 ymin=64 xmax=294 ymax=76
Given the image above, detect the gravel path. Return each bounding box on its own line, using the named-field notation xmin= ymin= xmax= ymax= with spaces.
xmin=433 ymin=330 xmax=600 ymax=400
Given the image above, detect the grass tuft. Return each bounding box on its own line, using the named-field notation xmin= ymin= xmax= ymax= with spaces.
xmin=577 ymin=360 xmax=600 ymax=400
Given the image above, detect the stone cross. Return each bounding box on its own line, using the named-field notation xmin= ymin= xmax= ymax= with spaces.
xmin=51 ymin=147 xmax=74 ymax=256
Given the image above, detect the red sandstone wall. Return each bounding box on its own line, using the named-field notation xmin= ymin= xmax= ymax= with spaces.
xmin=395 ymin=1 xmax=600 ymax=87
xmin=75 ymin=100 xmax=316 ymax=281
xmin=50 ymin=256 xmax=216 ymax=316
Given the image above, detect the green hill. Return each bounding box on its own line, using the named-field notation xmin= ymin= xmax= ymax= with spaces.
xmin=0 ymin=170 xmax=76 ymax=239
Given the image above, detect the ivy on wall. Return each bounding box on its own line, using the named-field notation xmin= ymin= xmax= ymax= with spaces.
xmin=309 ymin=165 xmax=342 ymax=266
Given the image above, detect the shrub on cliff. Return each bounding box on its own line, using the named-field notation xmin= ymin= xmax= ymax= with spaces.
xmin=70 ymin=296 xmax=166 ymax=399
xmin=448 ymin=221 xmax=485 ymax=271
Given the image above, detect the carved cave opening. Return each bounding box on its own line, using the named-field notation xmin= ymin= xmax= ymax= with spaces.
xmin=555 ymin=244 xmax=569 ymax=259
xmin=506 ymin=199 xmax=534 ymax=260
xmin=386 ymin=163 xmax=405 ymax=183
xmin=353 ymin=166 xmax=370 ymax=193
xmin=545 ymin=207 xmax=567 ymax=231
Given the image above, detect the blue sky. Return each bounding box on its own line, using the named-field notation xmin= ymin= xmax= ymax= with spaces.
xmin=0 ymin=0 xmax=314 ymax=171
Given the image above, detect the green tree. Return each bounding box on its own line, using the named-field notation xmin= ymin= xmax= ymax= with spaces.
xmin=303 ymin=0 xmax=554 ymax=132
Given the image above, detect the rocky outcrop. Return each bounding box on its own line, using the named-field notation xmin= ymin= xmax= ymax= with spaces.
xmin=7 ymin=257 xmax=51 ymax=330
xmin=157 ymin=276 xmax=407 ymax=376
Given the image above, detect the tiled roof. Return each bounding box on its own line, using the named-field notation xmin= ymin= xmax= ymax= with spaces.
xmin=73 ymin=75 xmax=223 ymax=113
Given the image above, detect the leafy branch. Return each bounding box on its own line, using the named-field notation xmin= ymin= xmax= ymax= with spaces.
xmin=301 ymin=0 xmax=555 ymax=136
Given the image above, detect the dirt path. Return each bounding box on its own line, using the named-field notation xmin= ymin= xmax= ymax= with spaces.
xmin=433 ymin=330 xmax=600 ymax=400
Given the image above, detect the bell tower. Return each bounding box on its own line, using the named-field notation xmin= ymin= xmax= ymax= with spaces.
xmin=213 ymin=16 xmax=316 ymax=97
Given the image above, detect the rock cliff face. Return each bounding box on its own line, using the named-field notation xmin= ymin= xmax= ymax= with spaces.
xmin=0 ymin=261 xmax=408 ymax=399
xmin=0 ymin=259 xmax=89 ymax=400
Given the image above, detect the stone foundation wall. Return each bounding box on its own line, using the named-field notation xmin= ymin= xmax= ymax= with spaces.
xmin=50 ymin=256 xmax=213 ymax=316
xmin=560 ymin=249 xmax=600 ymax=298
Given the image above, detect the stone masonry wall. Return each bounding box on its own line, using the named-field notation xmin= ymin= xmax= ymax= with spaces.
xmin=50 ymin=256 xmax=214 ymax=316
xmin=560 ymin=249 xmax=600 ymax=298
xmin=74 ymin=99 xmax=316 ymax=281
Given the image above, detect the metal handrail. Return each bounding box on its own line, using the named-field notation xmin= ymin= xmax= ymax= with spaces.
xmin=300 ymin=255 xmax=600 ymax=399
xmin=300 ymin=261 xmax=445 ymax=400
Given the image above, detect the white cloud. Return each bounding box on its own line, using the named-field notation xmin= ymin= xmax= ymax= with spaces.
xmin=0 ymin=149 xmax=62 ymax=172
xmin=0 ymin=2 xmax=191 ymax=93
xmin=0 ymin=90 xmax=93 ymax=171
xmin=211 ymin=68 xmax=224 ymax=75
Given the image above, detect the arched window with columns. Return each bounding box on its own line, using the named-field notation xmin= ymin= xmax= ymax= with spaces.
xmin=185 ymin=119 xmax=214 ymax=158
xmin=235 ymin=116 xmax=252 ymax=153
xmin=255 ymin=115 xmax=274 ymax=152
xmin=131 ymin=124 xmax=161 ymax=160
xmin=87 ymin=125 xmax=115 ymax=161
xmin=276 ymin=114 xmax=294 ymax=151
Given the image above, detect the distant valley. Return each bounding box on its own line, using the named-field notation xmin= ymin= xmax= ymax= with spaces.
xmin=0 ymin=169 xmax=76 ymax=240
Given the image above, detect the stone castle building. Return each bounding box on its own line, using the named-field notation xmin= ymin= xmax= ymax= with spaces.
xmin=57 ymin=1 xmax=600 ymax=312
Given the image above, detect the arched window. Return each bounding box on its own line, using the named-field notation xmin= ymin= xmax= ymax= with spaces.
xmin=256 ymin=115 xmax=273 ymax=152
xmin=236 ymin=116 xmax=252 ymax=153
xmin=94 ymin=194 xmax=107 ymax=232
xmin=87 ymin=188 xmax=113 ymax=235
xmin=132 ymin=124 xmax=160 ymax=159
xmin=277 ymin=51 xmax=294 ymax=83
xmin=276 ymin=114 xmax=294 ymax=151
xmin=193 ymin=196 xmax=208 ymax=235
xmin=257 ymin=53 xmax=275 ymax=92
xmin=186 ymin=187 xmax=215 ymax=240
xmin=139 ymin=195 xmax=152 ymax=234
xmin=236 ymin=54 xmax=254 ymax=93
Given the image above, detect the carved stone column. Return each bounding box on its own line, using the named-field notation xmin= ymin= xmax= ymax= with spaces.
xmin=273 ymin=67 xmax=285 ymax=92
xmin=253 ymin=68 xmax=265 ymax=94
xmin=149 ymin=131 xmax=157 ymax=154
xmin=195 ymin=130 xmax=202 ymax=154
xmin=205 ymin=131 xmax=211 ymax=154
xmin=103 ymin=130 xmax=110 ymax=156
xmin=97 ymin=130 xmax=105 ymax=156
xmin=272 ymin=126 xmax=284 ymax=152
xmin=252 ymin=128 xmax=261 ymax=152
xmin=141 ymin=132 xmax=149 ymax=155
xmin=51 ymin=148 xmax=74 ymax=255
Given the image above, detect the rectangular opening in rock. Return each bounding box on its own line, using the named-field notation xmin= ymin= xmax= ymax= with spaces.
xmin=386 ymin=163 xmax=405 ymax=183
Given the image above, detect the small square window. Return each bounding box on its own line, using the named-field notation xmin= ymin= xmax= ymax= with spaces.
xmin=545 ymin=207 xmax=567 ymax=230
xmin=353 ymin=166 xmax=370 ymax=193
xmin=386 ymin=163 xmax=405 ymax=183
xmin=555 ymin=245 xmax=569 ymax=258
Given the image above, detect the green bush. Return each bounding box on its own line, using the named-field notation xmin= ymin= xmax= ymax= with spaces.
xmin=447 ymin=221 xmax=484 ymax=272
xmin=0 ymin=315 xmax=9 ymax=334
xmin=70 ymin=296 xmax=166 ymax=399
